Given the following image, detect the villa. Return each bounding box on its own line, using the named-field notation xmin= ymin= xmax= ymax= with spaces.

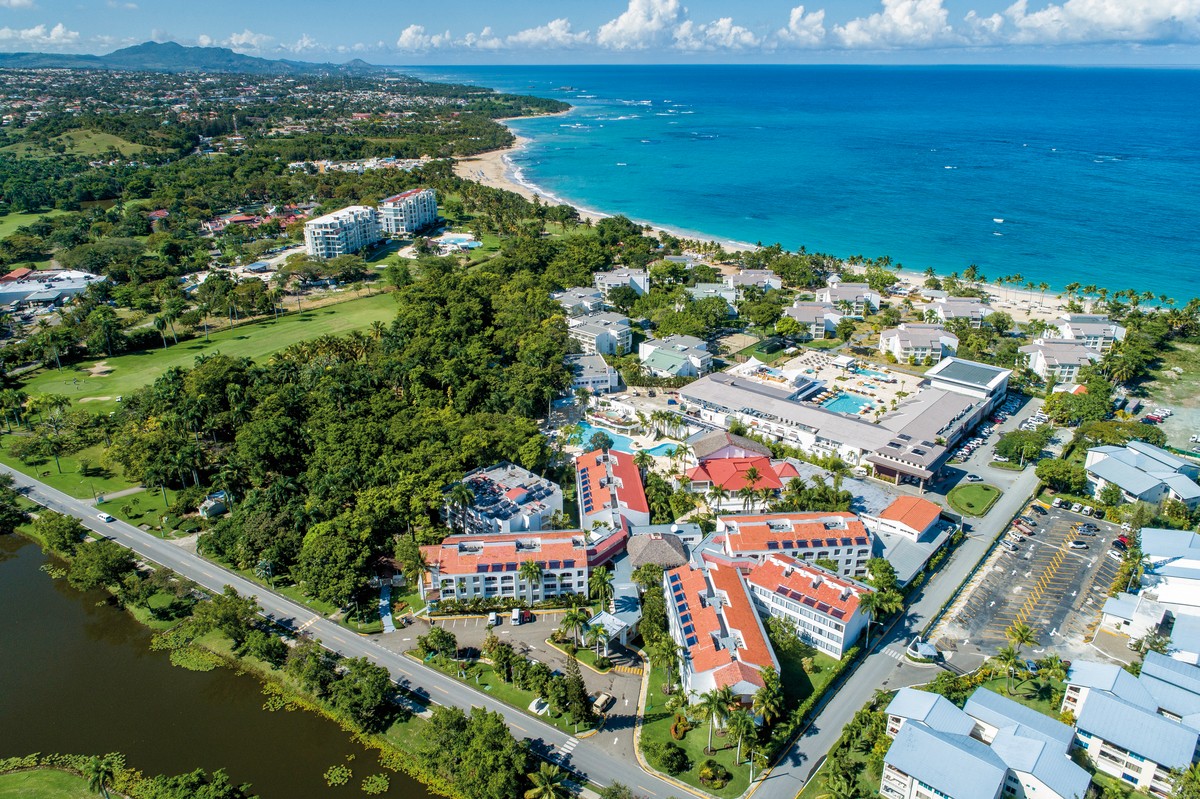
xmin=566 ymin=353 xmax=620 ymax=395
xmin=1019 ymin=339 xmax=1100 ymax=383
xmin=680 ymin=454 xmax=801 ymax=509
xmin=686 ymin=283 xmax=739 ymax=316
xmin=815 ymin=281 xmax=881 ymax=317
xmin=639 ymin=335 xmax=712 ymax=378
xmin=553 ymin=287 xmax=608 ymax=317
xmin=783 ymin=301 xmax=839 ymax=340
xmin=725 ymin=269 xmax=783 ymax=292
xmin=878 ymin=324 xmax=959 ymax=364
xmin=1049 ymin=314 xmax=1126 ymax=352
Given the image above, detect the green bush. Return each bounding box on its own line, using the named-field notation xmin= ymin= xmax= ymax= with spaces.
xmin=645 ymin=740 xmax=690 ymax=775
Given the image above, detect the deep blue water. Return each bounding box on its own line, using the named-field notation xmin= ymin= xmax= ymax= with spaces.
xmin=404 ymin=65 xmax=1200 ymax=299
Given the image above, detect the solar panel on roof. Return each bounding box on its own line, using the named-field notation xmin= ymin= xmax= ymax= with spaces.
xmin=685 ymin=636 xmax=698 ymax=647
xmin=766 ymin=541 xmax=779 ymax=550
xmin=683 ymin=624 xmax=694 ymax=635
xmin=680 ymin=612 xmax=691 ymax=623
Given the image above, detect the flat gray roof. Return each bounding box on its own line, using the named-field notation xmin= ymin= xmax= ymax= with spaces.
xmin=929 ymin=358 xmax=1008 ymax=388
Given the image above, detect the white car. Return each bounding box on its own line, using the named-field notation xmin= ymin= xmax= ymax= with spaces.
xmin=97 ymin=512 xmax=114 ymax=523
xmin=1071 ymin=503 xmax=1083 ymax=513
xmin=1069 ymin=541 xmax=1088 ymax=550
xmin=966 ymin=475 xmax=984 ymax=483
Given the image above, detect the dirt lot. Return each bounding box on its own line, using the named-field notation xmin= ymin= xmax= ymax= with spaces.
xmin=938 ymin=502 xmax=1125 ymax=659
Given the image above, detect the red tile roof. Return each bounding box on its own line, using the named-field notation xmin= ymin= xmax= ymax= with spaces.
xmin=878 ymin=496 xmax=941 ymax=535
xmin=381 ymin=188 xmax=426 ymax=203
xmin=718 ymin=512 xmax=872 ymax=556
xmin=576 ymin=449 xmax=649 ymax=517
xmin=746 ymin=554 xmax=871 ymax=622
xmin=1 ymin=267 xmax=33 ymax=282
xmin=686 ymin=456 xmax=799 ymax=492
xmin=422 ymin=530 xmax=587 ymax=576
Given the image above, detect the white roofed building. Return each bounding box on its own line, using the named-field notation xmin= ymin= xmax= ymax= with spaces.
xmin=1084 ymin=442 xmax=1200 ymax=509
xmin=815 ymin=281 xmax=880 ymax=317
xmin=377 ymin=188 xmax=437 ymax=235
xmin=1050 ymin=314 xmax=1126 ymax=353
xmin=879 ymin=323 xmax=958 ymax=365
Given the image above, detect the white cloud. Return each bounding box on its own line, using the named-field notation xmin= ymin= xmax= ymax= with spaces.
xmin=597 ymin=0 xmax=686 ymax=49
xmin=506 ymin=18 xmax=590 ymax=48
xmin=0 ymin=22 xmax=79 ymax=47
xmin=675 ymin=17 xmax=760 ymax=50
xmin=227 ymin=28 xmax=273 ymax=52
xmin=395 ymin=24 xmax=452 ymax=51
xmin=0 ymin=0 xmax=36 ymax=8
xmin=460 ymin=27 xmax=505 ymax=49
xmin=106 ymin=0 xmax=138 ymax=9
xmin=834 ymin=0 xmax=961 ymax=48
xmin=283 ymin=33 xmax=320 ymax=53
xmin=1001 ymin=0 xmax=1200 ymax=44
xmin=777 ymin=5 xmax=827 ymax=46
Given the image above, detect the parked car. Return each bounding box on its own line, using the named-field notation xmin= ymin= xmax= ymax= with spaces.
xmin=1071 ymin=502 xmax=1084 ymax=513
xmin=1107 ymin=549 xmax=1124 ymax=562
xmin=510 ymin=608 xmax=522 ymax=625
xmin=1052 ymin=497 xmax=1065 ymax=508
xmin=487 ymin=611 xmax=499 ymax=627
xmin=520 ymin=609 xmax=534 ymax=624
xmin=1121 ymin=522 xmax=1133 ymax=532
xmin=593 ymin=692 xmax=615 ymax=714
xmin=1030 ymin=505 xmax=1048 ymax=515
xmin=1082 ymin=506 xmax=1095 ymax=516
xmin=1069 ymin=541 xmax=1089 ymax=550
xmin=1092 ymin=508 xmax=1106 ymax=519
xmin=1003 ymin=542 xmax=1020 ymax=553
xmin=1076 ymin=529 xmax=1098 ymax=537
xmin=1112 ymin=540 xmax=1128 ymax=552
xmin=1008 ymin=533 xmax=1026 ymax=543
xmin=966 ymin=475 xmax=984 ymax=483
xmin=1019 ymin=516 xmax=1038 ymax=527
xmin=1025 ymin=659 xmax=1040 ymax=674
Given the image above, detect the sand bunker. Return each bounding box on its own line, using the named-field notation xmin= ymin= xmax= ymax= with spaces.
xmin=86 ymin=362 xmax=112 ymax=377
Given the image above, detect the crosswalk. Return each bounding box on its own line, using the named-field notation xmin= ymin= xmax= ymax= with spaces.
xmin=614 ymin=664 xmax=644 ymax=676
xmin=880 ymin=647 xmax=905 ymax=661
xmin=557 ymin=737 xmax=579 ymax=757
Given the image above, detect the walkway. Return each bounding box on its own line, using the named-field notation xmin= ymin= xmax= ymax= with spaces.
xmin=379 ymin=583 xmax=396 ymax=634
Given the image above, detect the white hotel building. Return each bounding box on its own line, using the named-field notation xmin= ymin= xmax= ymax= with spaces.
xmin=303 ymin=205 xmax=382 ymax=259
xmin=378 ymin=189 xmax=438 ymax=236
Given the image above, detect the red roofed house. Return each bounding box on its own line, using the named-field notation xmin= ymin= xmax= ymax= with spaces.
xmin=865 ymin=496 xmax=943 ymax=542
xmin=745 ymin=554 xmax=872 ymax=658
xmin=683 ymin=456 xmax=800 ymax=509
xmin=576 ymin=448 xmax=650 ymax=529
xmin=715 ymin=512 xmax=876 ymax=579
xmin=0 ymin=267 xmax=33 ymax=283
xmin=664 ymin=555 xmax=778 ymax=704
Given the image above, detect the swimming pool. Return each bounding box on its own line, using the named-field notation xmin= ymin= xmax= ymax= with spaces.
xmin=822 ymin=393 xmax=875 ymax=415
xmin=854 ymin=367 xmax=889 ymax=379
xmin=439 ymin=233 xmax=482 ymax=248
xmin=576 ymin=421 xmax=677 ymax=456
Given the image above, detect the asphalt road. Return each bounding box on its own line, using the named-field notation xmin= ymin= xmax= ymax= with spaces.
xmin=2 ymin=465 xmax=684 ymax=799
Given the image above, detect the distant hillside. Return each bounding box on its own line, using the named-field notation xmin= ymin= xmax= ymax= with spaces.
xmin=0 ymin=41 xmax=384 ymax=75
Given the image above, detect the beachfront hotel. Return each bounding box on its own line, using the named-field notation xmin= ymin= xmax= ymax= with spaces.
xmin=303 ymin=205 xmax=382 ymax=259
xmin=377 ymin=188 xmax=437 ymax=236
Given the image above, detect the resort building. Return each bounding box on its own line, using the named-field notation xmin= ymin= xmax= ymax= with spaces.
xmin=714 ymin=512 xmax=875 ymax=578
xmin=882 ymin=687 xmax=1089 ymax=799
xmin=664 ymin=555 xmax=778 ymax=704
xmin=1135 ymin=527 xmax=1200 ymax=617
xmin=878 ymin=324 xmax=959 ymax=365
xmin=815 ymin=281 xmax=881 ymax=317
xmin=639 ymin=335 xmax=712 ymax=378
xmin=862 ymin=496 xmax=943 ymax=542
xmin=686 ymin=283 xmax=739 ymax=316
xmin=744 ymin=555 xmax=871 ymax=658
xmin=1084 ymin=441 xmax=1200 ymax=509
xmin=783 ymin=301 xmax=838 ymax=340
xmin=303 ymin=205 xmax=382 ymax=259
xmin=553 ymin=287 xmax=607 ymax=317
xmin=1019 ymin=339 xmax=1100 ymax=383
xmin=725 ymin=269 xmax=783 ymax=292
xmin=680 ymin=454 xmax=801 ymax=509
xmin=419 ymin=526 xmax=626 ymax=604
xmin=1050 ymin=314 xmax=1126 ymax=352
xmin=576 ymin=448 xmax=651 ymax=529
xmin=1061 ymin=653 xmax=1200 ymax=796
xmin=442 ymin=463 xmax=563 ymax=536
xmin=687 ymin=429 xmax=774 ymax=462
xmin=595 ymin=268 xmax=650 ymax=297
xmin=924 ymin=358 xmax=1011 ymax=412
xmin=567 ymin=312 xmax=633 ymax=356
xmin=928 ymin=297 xmax=994 ymax=328
xmin=565 ymin=353 xmax=620 ymax=395
xmin=377 ymin=188 xmax=437 ymax=235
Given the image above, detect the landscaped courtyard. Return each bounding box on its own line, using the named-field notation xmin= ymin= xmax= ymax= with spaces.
xmin=947 ymin=483 xmax=1002 ymax=516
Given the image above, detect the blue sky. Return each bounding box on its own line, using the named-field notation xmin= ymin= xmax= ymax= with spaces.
xmin=2 ymin=0 xmax=1199 ymax=64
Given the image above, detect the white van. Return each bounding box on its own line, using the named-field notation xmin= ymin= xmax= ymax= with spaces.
xmin=510 ymin=608 xmax=522 ymax=626
xmin=487 ymin=611 xmax=499 ymax=627
xmin=97 ymin=512 xmax=114 ymax=523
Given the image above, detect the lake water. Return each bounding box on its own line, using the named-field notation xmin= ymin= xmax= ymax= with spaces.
xmin=0 ymin=534 xmax=433 ymax=799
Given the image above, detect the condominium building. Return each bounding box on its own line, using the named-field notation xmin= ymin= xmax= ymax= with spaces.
xmin=664 ymin=555 xmax=778 ymax=704
xmin=714 ymin=512 xmax=876 ymax=578
xmin=303 ymin=205 xmax=382 ymax=259
xmin=567 ymin=312 xmax=633 ymax=356
xmin=1019 ymin=339 xmax=1099 ymax=383
xmin=1050 ymin=314 xmax=1126 ymax=352
xmin=377 ymin=188 xmax=437 ymax=235
xmin=882 ymin=687 xmax=1089 ymax=799
xmin=745 ymin=555 xmax=871 ymax=657
xmin=928 ymin=297 xmax=994 ymax=328
xmin=595 ymin=268 xmax=650 ymax=297
xmin=879 ymin=324 xmax=959 ymax=364
xmin=565 ymin=353 xmax=620 ymax=395
xmin=783 ymin=301 xmax=838 ymax=340
xmin=1061 ymin=653 xmax=1200 ymax=796
xmin=442 ymin=462 xmax=563 ymax=536
xmin=553 ymin=287 xmax=607 ymax=317
xmin=724 ymin=269 xmax=783 ymax=291
xmin=639 ymin=335 xmax=712 ymax=378
xmin=1084 ymin=441 xmax=1200 ymax=509
xmin=576 ymin=448 xmax=651 ymax=529
xmin=815 ymin=281 xmax=881 ymax=317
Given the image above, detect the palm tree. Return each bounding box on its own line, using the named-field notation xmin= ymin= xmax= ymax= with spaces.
xmin=519 ymin=559 xmax=544 ymax=605
xmin=1039 ymin=653 xmax=1067 ymax=682
xmin=860 ymin=589 xmax=902 ymax=648
xmin=585 ymin=624 xmax=606 ymax=658
xmin=738 ymin=484 xmax=757 ymax=514
xmin=85 ymin=755 xmax=116 ymax=799
xmin=994 ymin=645 xmax=1023 ymax=694
xmin=525 ymin=762 xmax=570 ymax=799
xmin=706 ymin=484 xmax=730 ymax=513
xmin=633 ymin=448 xmax=655 ymax=478
xmin=561 ymin=607 xmax=589 ymax=646
xmin=1005 ymin=621 xmax=1038 ymax=657
xmin=698 ymin=688 xmax=733 ymax=754
xmin=447 ymin=482 xmax=475 ymax=532
xmin=589 ymin=564 xmax=614 ymax=607
xmin=726 ymin=708 xmax=756 ymax=764
xmin=817 ymin=772 xmax=858 ymax=799
xmin=753 ymin=667 xmax=784 ymax=727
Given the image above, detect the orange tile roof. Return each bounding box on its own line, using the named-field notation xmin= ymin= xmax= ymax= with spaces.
xmin=879 ymin=496 xmax=942 ymax=534
xmin=422 ymin=530 xmax=588 ymax=576
xmin=718 ymin=512 xmax=872 ymax=556
xmin=577 ymin=449 xmax=649 ymax=517
xmin=686 ymin=456 xmax=799 ymax=492
xmin=746 ymin=554 xmax=871 ymax=622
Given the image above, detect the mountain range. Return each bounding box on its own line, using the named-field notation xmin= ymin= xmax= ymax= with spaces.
xmin=0 ymin=41 xmax=384 ymax=75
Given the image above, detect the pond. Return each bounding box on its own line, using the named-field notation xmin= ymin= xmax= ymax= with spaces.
xmin=0 ymin=535 xmax=434 ymax=798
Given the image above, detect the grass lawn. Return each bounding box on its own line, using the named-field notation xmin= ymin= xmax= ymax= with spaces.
xmin=0 ymin=438 xmax=134 ymax=500
xmin=1 ymin=130 xmax=156 ymax=160
xmin=979 ymin=676 xmax=1065 ymax=719
xmin=102 ymin=488 xmax=203 ymax=538
xmin=805 ymin=338 xmax=843 ymax=351
xmin=228 ymin=566 xmax=340 ymax=617
xmin=0 ymin=770 xmax=97 ymax=799
xmin=641 ymin=666 xmax=755 ymax=796
xmin=125 ymin=589 xmax=195 ymax=631
xmin=0 ymin=209 xmax=67 ymax=239
xmin=18 ymin=292 xmax=398 ymax=412
xmin=947 ymin=483 xmax=1002 ymax=516
xmin=545 ymin=639 xmax=612 ymax=673
xmin=989 ymin=460 xmax=1026 ymax=471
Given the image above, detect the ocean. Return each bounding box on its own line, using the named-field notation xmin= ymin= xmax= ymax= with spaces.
xmin=403 ymin=65 xmax=1200 ymax=300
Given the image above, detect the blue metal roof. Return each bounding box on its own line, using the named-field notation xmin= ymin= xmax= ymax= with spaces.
xmin=885 ymin=723 xmax=1006 ymax=799
xmin=886 ymin=688 xmax=975 ymax=736
xmin=965 ymin=688 xmax=1074 ymax=748
xmin=1077 ymin=691 xmax=1199 ymax=769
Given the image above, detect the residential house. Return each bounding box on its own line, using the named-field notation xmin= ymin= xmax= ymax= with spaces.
xmin=377 ymin=188 xmax=437 ymax=235
xmin=553 ymin=287 xmax=608 ymax=317
xmin=595 ymin=269 xmax=650 ymax=297
xmin=568 ymin=312 xmax=633 ymax=356
xmin=1051 ymin=314 xmax=1126 ymax=353
xmin=681 ymin=455 xmax=800 ymax=509
xmin=879 ymin=324 xmax=959 ymax=364
xmin=576 ymin=448 xmax=651 ymax=529
xmin=724 ymin=269 xmax=782 ymax=292
xmin=566 ymin=353 xmax=620 ymax=395
xmin=442 ymin=463 xmax=563 ymax=536
xmin=929 ymin=297 xmax=994 ymax=329
xmin=815 ymin=281 xmax=881 ymax=317
xmin=783 ymin=301 xmax=839 ymax=340
xmin=1061 ymin=653 xmax=1200 ymax=796
xmin=1019 ymin=339 xmax=1100 ymax=383
xmin=745 ymin=555 xmax=871 ymax=657
xmin=303 ymin=205 xmax=382 ymax=259
xmin=714 ymin=512 xmax=876 ymax=578
xmin=639 ymin=335 xmax=712 ymax=378
xmin=1084 ymin=441 xmax=1200 ymax=509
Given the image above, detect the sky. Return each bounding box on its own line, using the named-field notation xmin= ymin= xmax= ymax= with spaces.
xmin=1 ymin=0 xmax=1199 ymax=65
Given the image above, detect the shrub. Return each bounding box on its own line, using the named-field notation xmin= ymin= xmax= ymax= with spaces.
xmin=645 ymin=740 xmax=690 ymax=775
xmin=594 ymin=656 xmax=613 ymax=670
xmin=699 ymin=759 xmax=731 ymax=789
xmin=361 ymin=774 xmax=389 ymax=794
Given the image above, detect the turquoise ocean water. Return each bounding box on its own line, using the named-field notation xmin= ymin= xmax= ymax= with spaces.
xmin=405 ymin=66 xmax=1200 ymax=299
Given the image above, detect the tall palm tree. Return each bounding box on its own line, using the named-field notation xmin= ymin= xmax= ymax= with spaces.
xmin=519 ymin=559 xmax=544 ymax=605
xmin=994 ymin=645 xmax=1023 ymax=695
xmin=753 ymin=668 xmax=785 ymax=727
xmin=860 ymin=589 xmax=902 ymax=648
xmin=633 ymin=448 xmax=655 ymax=478
xmin=585 ymin=624 xmax=606 ymax=658
xmin=589 ymin=565 xmax=614 ymax=607
xmin=1005 ymin=621 xmax=1038 ymax=657
xmin=561 ymin=607 xmax=589 ymax=646
xmin=738 ymin=484 xmax=758 ymax=514
xmin=698 ymin=688 xmax=733 ymax=754
xmin=525 ymin=762 xmax=570 ymax=799
xmin=726 ymin=708 xmax=756 ymax=764
xmin=85 ymin=755 xmax=116 ymax=799
xmin=1039 ymin=653 xmax=1067 ymax=682
xmin=447 ymin=483 xmax=475 ymax=532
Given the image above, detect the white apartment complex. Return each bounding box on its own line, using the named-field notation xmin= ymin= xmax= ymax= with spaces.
xmin=442 ymin=462 xmax=563 ymax=536
xmin=715 ymin=511 xmax=876 ymax=579
xmin=879 ymin=324 xmax=959 ymax=364
xmin=1050 ymin=314 xmax=1126 ymax=352
xmin=815 ymin=281 xmax=881 ymax=317
xmin=595 ymin=269 xmax=650 ymax=297
xmin=784 ymin=301 xmax=838 ymax=340
xmin=639 ymin=334 xmax=712 ymax=378
xmin=567 ymin=312 xmax=633 ymax=356
xmin=378 ymin=188 xmax=437 ymax=235
xmin=303 ymin=205 xmax=383 ymax=259
xmin=1019 ymin=339 xmax=1100 ymax=383
xmin=745 ymin=555 xmax=871 ymax=657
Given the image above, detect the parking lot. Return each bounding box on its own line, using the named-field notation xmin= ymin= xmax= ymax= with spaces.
xmin=941 ymin=502 xmax=1125 ymax=655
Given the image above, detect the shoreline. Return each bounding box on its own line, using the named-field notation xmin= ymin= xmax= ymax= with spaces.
xmin=455 ymin=122 xmax=1074 ymax=320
